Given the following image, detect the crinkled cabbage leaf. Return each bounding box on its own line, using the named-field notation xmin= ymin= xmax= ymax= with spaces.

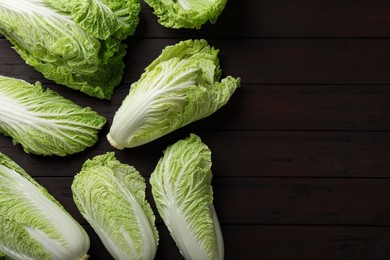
xmin=107 ymin=39 xmax=240 ymax=149
xmin=150 ymin=134 xmax=224 ymax=260
xmin=0 ymin=152 xmax=90 ymax=260
xmin=72 ymin=152 xmax=159 ymax=260
xmin=0 ymin=75 xmax=106 ymax=156
xmin=144 ymin=0 xmax=228 ymax=29
xmin=0 ymin=0 xmax=140 ymax=99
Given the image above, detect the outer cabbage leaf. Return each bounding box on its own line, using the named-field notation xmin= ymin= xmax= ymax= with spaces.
xmin=0 ymin=152 xmax=90 ymax=260
xmin=107 ymin=39 xmax=240 ymax=149
xmin=0 ymin=0 xmax=140 ymax=99
xmin=71 ymin=152 xmax=159 ymax=260
xmin=144 ymin=0 xmax=228 ymax=29
xmin=0 ymin=75 xmax=106 ymax=156
xmin=46 ymin=0 xmax=140 ymax=39
xmin=150 ymin=134 xmax=224 ymax=260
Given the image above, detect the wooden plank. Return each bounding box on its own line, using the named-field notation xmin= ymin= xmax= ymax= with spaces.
xmin=2 ymin=131 xmax=390 ymax=178
xmin=1 ymin=1 xmax=390 ymax=39
xmin=213 ymin=178 xmax=390 ymax=225
xmin=3 ymin=82 xmax=390 ymax=132
xmin=137 ymin=0 xmax=390 ymax=38
xmin=114 ymin=84 xmax=390 ymax=131
xmin=2 ymin=79 xmax=390 ymax=132
xmin=201 ymin=39 xmax=390 ymax=85
xmin=222 ymin=225 xmax=390 ymax=260
xmin=85 ymin=225 xmax=390 ymax=259
xmin=201 ymin=131 xmax=390 ymax=178
xmin=35 ymin=177 xmax=390 ymax=226
xmin=122 ymin=82 xmax=388 ymax=131
xmin=2 ymin=38 xmax=390 ymax=85
xmin=233 ymin=85 xmax=390 ymax=131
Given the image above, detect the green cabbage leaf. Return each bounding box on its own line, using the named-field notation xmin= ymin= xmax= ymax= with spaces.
xmin=0 ymin=152 xmax=90 ymax=260
xmin=150 ymin=134 xmax=224 ymax=260
xmin=71 ymin=152 xmax=159 ymax=260
xmin=144 ymin=0 xmax=228 ymax=29
xmin=107 ymin=39 xmax=240 ymax=149
xmin=0 ymin=0 xmax=140 ymax=99
xmin=0 ymin=75 xmax=106 ymax=156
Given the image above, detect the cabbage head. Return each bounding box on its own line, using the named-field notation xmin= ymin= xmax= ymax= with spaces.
xmin=0 ymin=152 xmax=90 ymax=259
xmin=107 ymin=39 xmax=240 ymax=149
xmin=150 ymin=134 xmax=224 ymax=260
xmin=0 ymin=0 xmax=140 ymax=99
xmin=72 ymin=152 xmax=159 ymax=260
xmin=0 ymin=75 xmax=106 ymax=156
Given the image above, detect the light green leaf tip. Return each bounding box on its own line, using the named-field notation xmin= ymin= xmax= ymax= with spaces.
xmin=144 ymin=0 xmax=228 ymax=29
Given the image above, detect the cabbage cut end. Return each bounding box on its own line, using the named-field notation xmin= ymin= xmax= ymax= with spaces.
xmin=106 ymin=133 xmax=124 ymax=150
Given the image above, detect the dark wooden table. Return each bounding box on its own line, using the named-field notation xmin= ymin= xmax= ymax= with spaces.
xmin=2 ymin=1 xmax=390 ymax=259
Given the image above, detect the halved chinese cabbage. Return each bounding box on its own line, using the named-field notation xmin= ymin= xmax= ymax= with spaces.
xmin=0 ymin=75 xmax=106 ymax=156
xmin=150 ymin=134 xmax=224 ymax=260
xmin=0 ymin=152 xmax=90 ymax=260
xmin=72 ymin=152 xmax=159 ymax=260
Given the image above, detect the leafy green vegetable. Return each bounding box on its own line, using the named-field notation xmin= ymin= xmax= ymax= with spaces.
xmin=0 ymin=152 xmax=90 ymax=259
xmin=0 ymin=75 xmax=106 ymax=156
xmin=72 ymin=152 xmax=159 ymax=260
xmin=144 ymin=0 xmax=228 ymax=29
xmin=150 ymin=134 xmax=224 ymax=260
xmin=107 ymin=39 xmax=240 ymax=149
xmin=0 ymin=0 xmax=140 ymax=99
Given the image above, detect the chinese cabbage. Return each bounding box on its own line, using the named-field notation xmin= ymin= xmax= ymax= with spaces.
xmin=0 ymin=152 xmax=90 ymax=260
xmin=107 ymin=39 xmax=240 ymax=149
xmin=0 ymin=0 xmax=140 ymax=99
xmin=72 ymin=152 xmax=159 ymax=260
xmin=0 ymin=75 xmax=106 ymax=156
xmin=150 ymin=134 xmax=224 ymax=260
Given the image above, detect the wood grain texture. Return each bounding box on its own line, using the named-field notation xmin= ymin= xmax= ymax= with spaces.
xmin=35 ymin=176 xmax=390 ymax=226
xmin=3 ymin=38 xmax=390 ymax=85
xmin=2 ymin=131 xmax=390 ymax=178
xmin=1 ymin=0 xmax=390 ymax=259
xmin=137 ymin=0 xmax=390 ymax=38
xmin=85 ymin=225 xmax=390 ymax=260
xmin=2 ymin=1 xmax=390 ymax=38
